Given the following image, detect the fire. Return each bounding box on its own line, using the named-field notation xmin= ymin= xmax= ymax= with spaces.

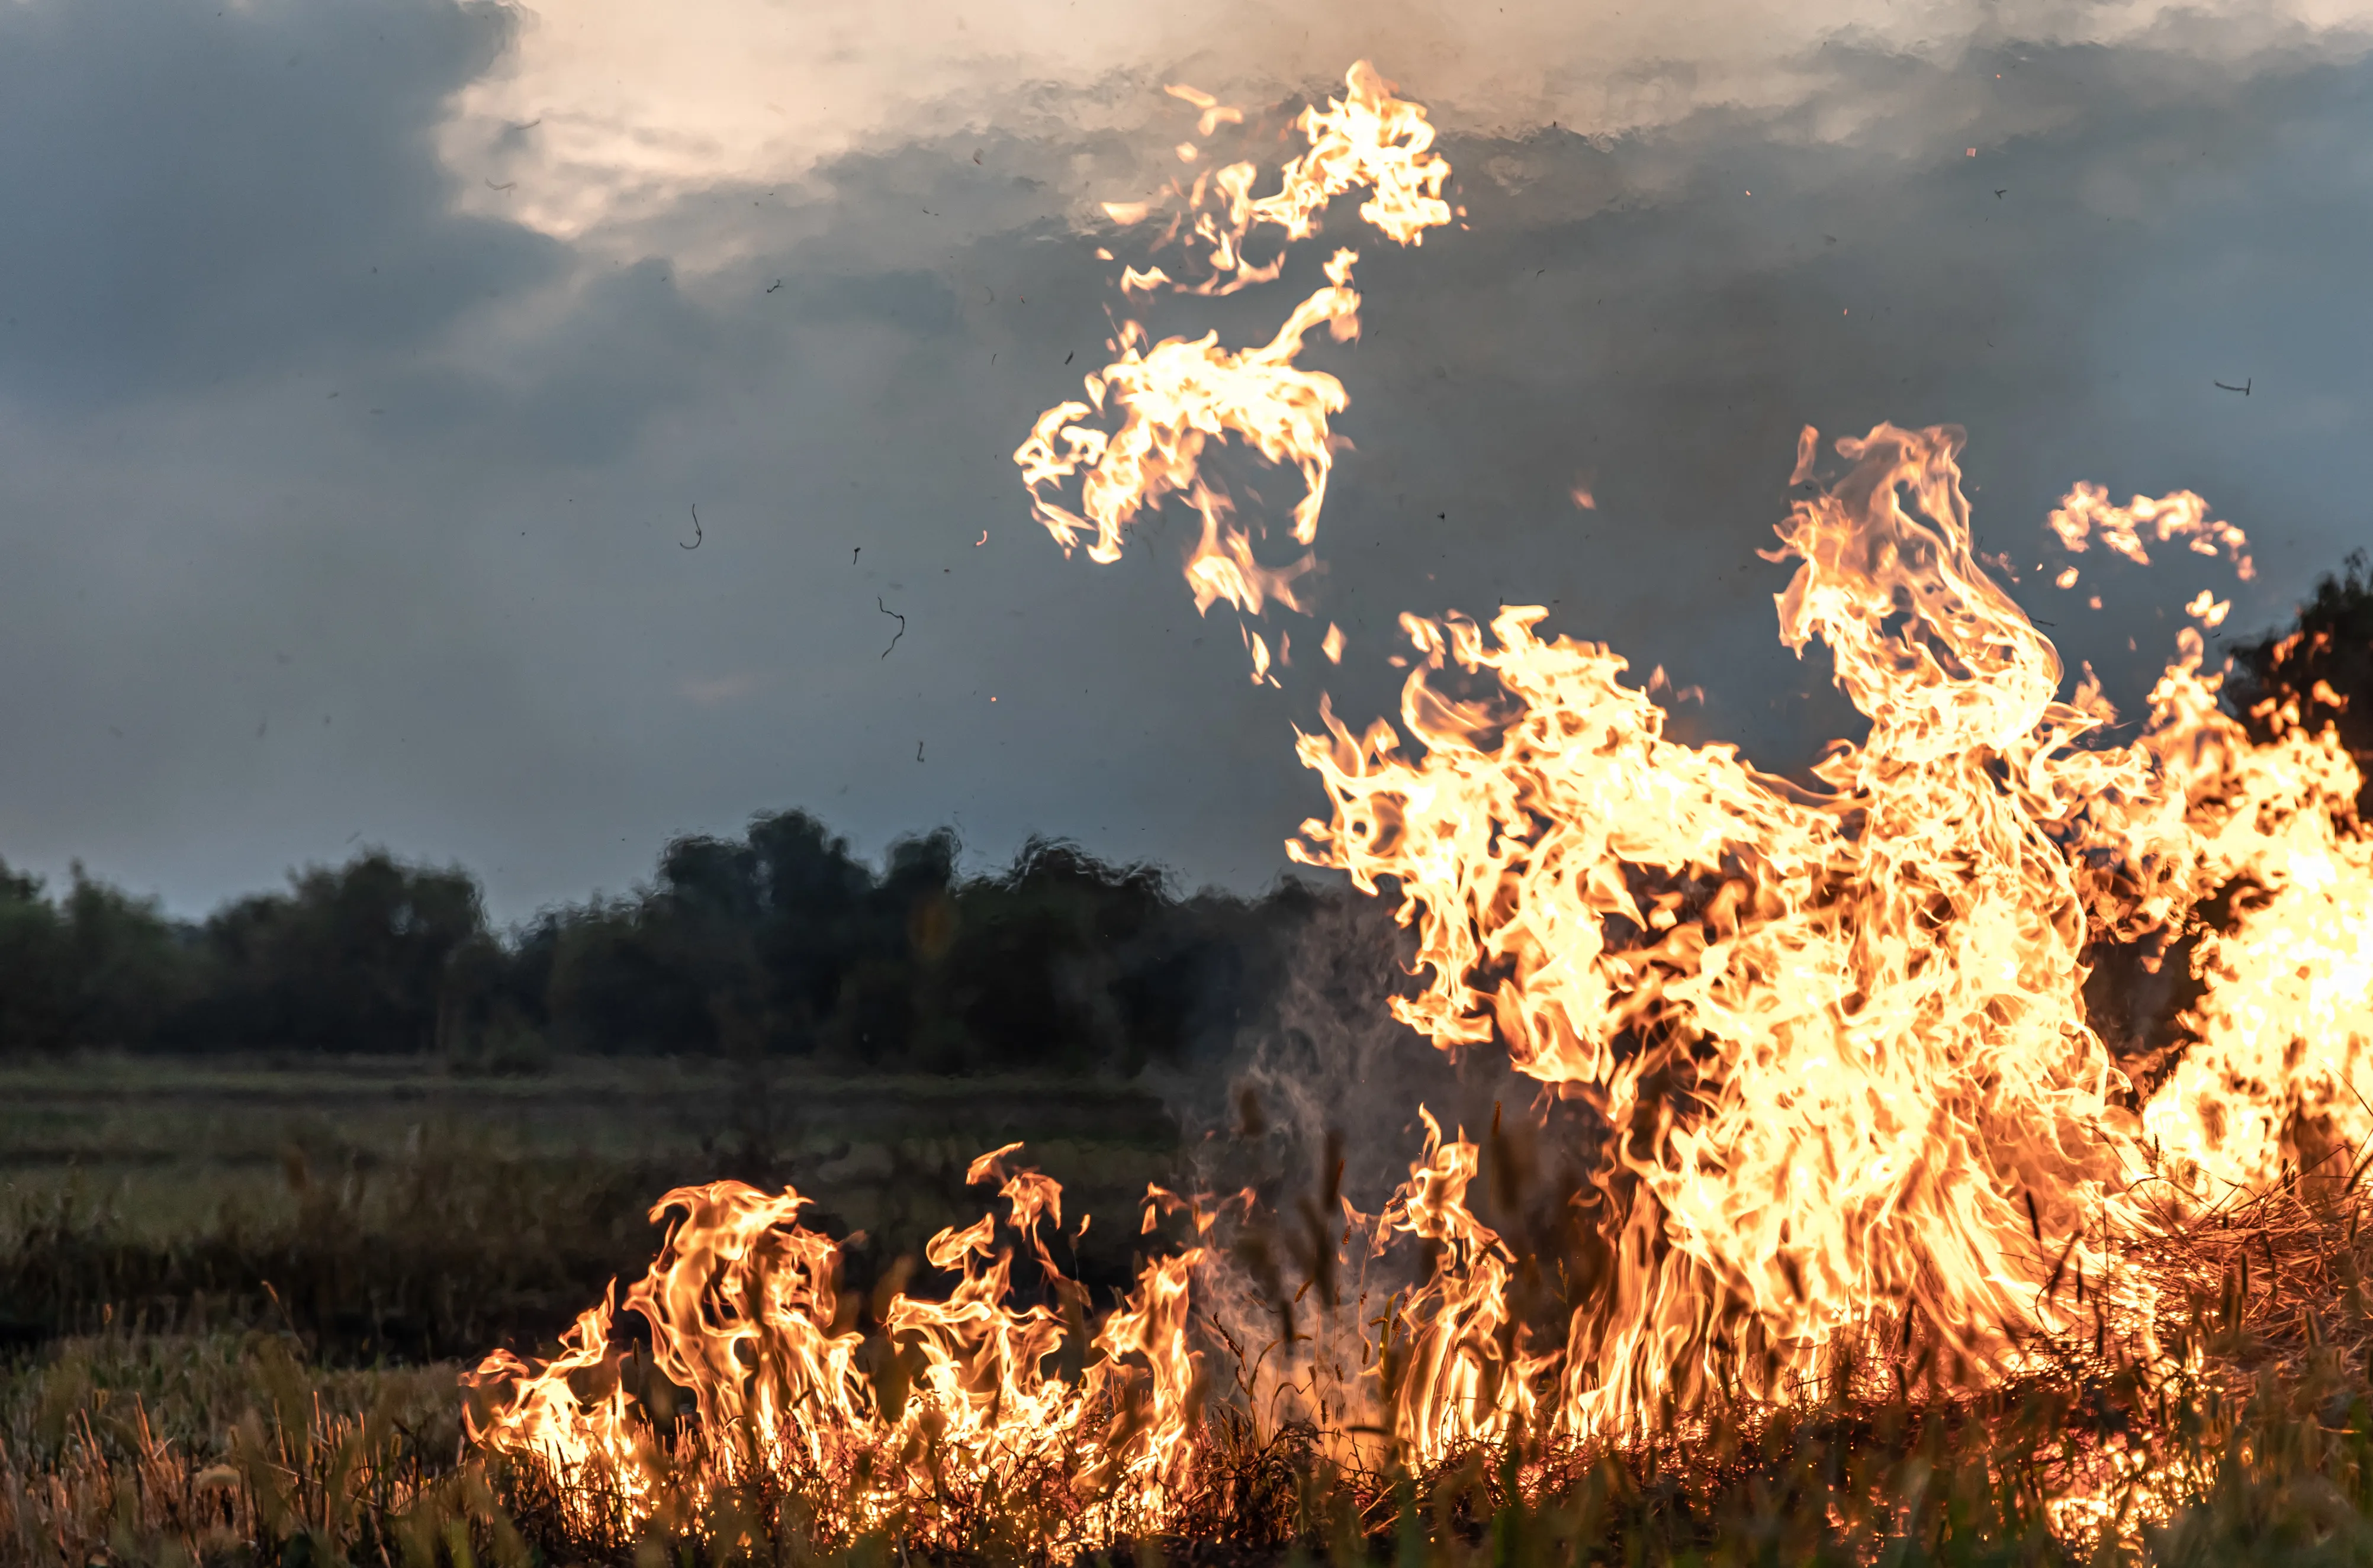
xmin=463 ymin=1148 xmax=1205 ymax=1551
xmin=1287 ymin=422 xmax=2372 ymax=1437
xmin=1015 ymin=63 xmax=1454 ymax=666
xmin=1012 ymin=248 xmax=1361 ymax=615
xmin=464 ymin=60 xmax=2373 ymax=1547
xmin=2047 ymin=480 xmax=2255 ymax=581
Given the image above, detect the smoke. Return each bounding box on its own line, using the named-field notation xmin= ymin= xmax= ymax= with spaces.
xmin=1158 ymin=893 xmax=1460 ymax=1204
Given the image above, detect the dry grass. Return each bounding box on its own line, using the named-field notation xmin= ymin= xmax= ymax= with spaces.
xmin=10 ymin=1183 xmax=2373 ymax=1565
xmin=9 ymin=1058 xmax=2373 ymax=1564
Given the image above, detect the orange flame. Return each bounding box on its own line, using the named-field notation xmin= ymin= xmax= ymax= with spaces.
xmin=468 ymin=65 xmax=2373 ymax=1540
xmin=2048 ymin=481 xmax=2255 ymax=581
xmin=1018 ymin=63 xmax=1454 ymax=674
xmin=1011 ymin=251 xmax=1360 ymax=603
xmin=1114 ymin=62 xmax=1451 ymax=297
xmin=464 ymin=1157 xmax=1204 ymax=1549
xmin=1287 ymin=424 xmax=2370 ymax=1439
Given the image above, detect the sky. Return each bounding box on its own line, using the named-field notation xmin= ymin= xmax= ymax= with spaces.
xmin=2 ymin=0 xmax=2371 ymax=923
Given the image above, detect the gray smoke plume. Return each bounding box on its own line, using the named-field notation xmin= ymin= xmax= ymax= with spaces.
xmin=1153 ymin=887 xmax=1600 ymax=1437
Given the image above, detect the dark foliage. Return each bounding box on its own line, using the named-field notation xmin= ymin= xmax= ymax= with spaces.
xmin=162 ymin=853 xmax=491 ymax=1056
xmin=0 ymin=863 xmax=198 ymax=1055
xmin=532 ymin=815 xmax=1316 ymax=1072
xmin=5 ymin=550 xmax=2358 ymax=1072
xmin=0 ymin=812 xmax=1316 ymax=1075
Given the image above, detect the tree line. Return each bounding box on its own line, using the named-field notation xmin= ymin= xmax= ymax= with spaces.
xmin=0 ymin=813 xmax=1317 ymax=1073
xmin=0 ymin=552 xmax=2362 ymax=1070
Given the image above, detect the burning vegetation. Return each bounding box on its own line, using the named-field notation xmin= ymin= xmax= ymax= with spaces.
xmin=415 ymin=61 xmax=2373 ymax=1566
xmin=10 ymin=59 xmax=2373 ymax=1568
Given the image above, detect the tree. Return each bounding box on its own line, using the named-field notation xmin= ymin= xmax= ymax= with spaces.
xmin=937 ymin=837 xmax=1166 ymax=1075
xmin=0 ymin=804 xmax=1326 ymax=1073
xmin=824 ymin=829 xmax=959 ymax=1068
xmin=0 ymin=859 xmax=198 ymax=1055
xmin=165 ymin=851 xmax=490 ymax=1054
xmin=747 ymin=810 xmax=871 ymax=1054
xmin=0 ymin=861 xmax=72 ymax=1052
xmin=60 ymin=865 xmax=199 ymax=1049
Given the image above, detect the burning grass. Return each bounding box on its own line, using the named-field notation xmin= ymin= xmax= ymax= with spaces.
xmin=11 ymin=1173 xmax=2373 ymax=1565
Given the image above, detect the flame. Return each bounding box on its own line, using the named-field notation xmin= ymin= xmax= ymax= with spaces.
xmin=1017 ymin=63 xmax=1454 ymax=674
xmin=1377 ymin=1110 xmax=1548 ymax=1458
xmin=467 ymin=62 xmax=2373 ymax=1543
xmin=1012 ymin=252 xmax=1360 ymax=600
xmin=1163 ymin=83 xmax=1245 ymax=140
xmin=1115 ymin=62 xmax=1451 ymax=297
xmin=1285 ymin=424 xmax=2372 ymax=1441
xmin=2048 ymin=481 xmax=2255 ymax=581
xmin=464 ymin=1157 xmax=1205 ymax=1550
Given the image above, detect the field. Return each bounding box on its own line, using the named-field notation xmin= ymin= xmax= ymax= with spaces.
xmin=0 ymin=1054 xmax=1182 ymax=1563
xmin=7 ymin=1054 xmax=2373 ymax=1567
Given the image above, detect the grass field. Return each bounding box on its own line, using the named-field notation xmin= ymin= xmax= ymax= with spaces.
xmin=0 ymin=1054 xmax=1202 ymax=1564
xmin=0 ymin=1054 xmax=1178 ymax=1242
xmin=8 ymin=1053 xmax=2373 ymax=1566
xmin=0 ymin=1054 xmax=1181 ymax=1358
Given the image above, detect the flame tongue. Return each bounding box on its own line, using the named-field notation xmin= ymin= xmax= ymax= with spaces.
xmin=1016 ymin=63 xmax=1455 ymax=678
xmin=1291 ymin=423 xmax=2372 ymax=1437
xmin=463 ymin=1163 xmax=1204 ymax=1549
xmin=1292 ymin=427 xmax=2121 ymax=1425
xmin=1013 ymin=249 xmax=1362 ymax=598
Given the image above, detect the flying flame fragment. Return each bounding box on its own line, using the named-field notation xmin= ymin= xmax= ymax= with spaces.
xmin=2048 ymin=481 xmax=2255 ymax=581
xmin=1016 ymin=62 xmax=1456 ymax=672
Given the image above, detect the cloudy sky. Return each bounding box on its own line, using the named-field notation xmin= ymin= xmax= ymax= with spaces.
xmin=1 ymin=0 xmax=2369 ymax=922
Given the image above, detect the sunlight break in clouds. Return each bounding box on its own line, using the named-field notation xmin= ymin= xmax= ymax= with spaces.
xmin=443 ymin=0 xmax=2373 ymax=247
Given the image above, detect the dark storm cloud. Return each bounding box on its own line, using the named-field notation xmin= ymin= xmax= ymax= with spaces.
xmin=0 ymin=5 xmax=2367 ymax=920
xmin=0 ymin=0 xmax=556 ymax=405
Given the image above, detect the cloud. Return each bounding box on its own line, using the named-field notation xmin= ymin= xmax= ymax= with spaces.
xmin=0 ymin=0 xmax=558 ymax=405
xmin=443 ymin=0 xmax=2373 ymax=247
xmin=3 ymin=0 xmax=2373 ymax=923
